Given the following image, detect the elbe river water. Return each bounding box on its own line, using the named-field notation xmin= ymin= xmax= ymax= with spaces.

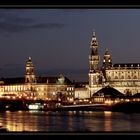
xmin=1 ymin=110 xmax=140 ymax=132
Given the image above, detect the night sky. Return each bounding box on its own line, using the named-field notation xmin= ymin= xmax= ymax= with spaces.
xmin=0 ymin=9 xmax=140 ymax=82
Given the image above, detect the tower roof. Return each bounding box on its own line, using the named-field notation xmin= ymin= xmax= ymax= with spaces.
xmin=27 ymin=56 xmax=32 ymax=62
xmin=93 ymin=30 xmax=96 ymax=37
xmin=104 ymin=48 xmax=110 ymax=55
xmin=91 ymin=31 xmax=98 ymax=47
xmin=28 ymin=56 xmax=31 ymax=60
xmin=26 ymin=56 xmax=34 ymax=67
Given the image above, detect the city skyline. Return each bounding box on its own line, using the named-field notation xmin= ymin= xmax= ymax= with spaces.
xmin=0 ymin=9 xmax=140 ymax=81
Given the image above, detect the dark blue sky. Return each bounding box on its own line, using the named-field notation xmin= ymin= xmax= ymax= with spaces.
xmin=0 ymin=9 xmax=140 ymax=81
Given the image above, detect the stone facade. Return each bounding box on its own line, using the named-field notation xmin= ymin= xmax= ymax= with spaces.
xmin=88 ymin=32 xmax=140 ymax=96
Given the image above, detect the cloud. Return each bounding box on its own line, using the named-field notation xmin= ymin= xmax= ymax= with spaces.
xmin=0 ymin=10 xmax=66 ymax=33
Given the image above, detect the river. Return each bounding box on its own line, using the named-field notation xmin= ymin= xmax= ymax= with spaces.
xmin=0 ymin=110 xmax=140 ymax=132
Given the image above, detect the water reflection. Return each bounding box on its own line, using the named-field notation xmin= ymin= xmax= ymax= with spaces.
xmin=2 ymin=111 xmax=39 ymax=131
xmin=104 ymin=111 xmax=112 ymax=131
xmin=0 ymin=111 xmax=140 ymax=132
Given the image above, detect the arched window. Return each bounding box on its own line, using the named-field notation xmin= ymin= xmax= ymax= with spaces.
xmin=115 ymin=76 xmax=118 ymax=79
xmin=128 ymin=76 xmax=131 ymax=79
xmin=121 ymin=76 xmax=124 ymax=79
xmin=108 ymin=76 xmax=111 ymax=80
xmin=133 ymin=76 xmax=137 ymax=79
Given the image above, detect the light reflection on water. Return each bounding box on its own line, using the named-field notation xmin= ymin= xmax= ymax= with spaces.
xmin=0 ymin=111 xmax=140 ymax=132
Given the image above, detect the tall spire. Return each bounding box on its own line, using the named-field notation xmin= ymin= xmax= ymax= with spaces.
xmin=93 ymin=29 xmax=95 ymax=36
xmin=89 ymin=30 xmax=100 ymax=72
xmin=88 ymin=31 xmax=101 ymax=97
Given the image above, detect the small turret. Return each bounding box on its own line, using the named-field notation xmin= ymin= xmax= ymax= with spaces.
xmin=102 ymin=48 xmax=112 ymax=69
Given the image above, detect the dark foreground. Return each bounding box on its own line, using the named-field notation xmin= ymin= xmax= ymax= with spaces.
xmin=0 ymin=98 xmax=140 ymax=113
xmin=45 ymin=102 xmax=140 ymax=112
xmin=0 ymin=100 xmax=140 ymax=113
xmin=1 ymin=104 xmax=140 ymax=133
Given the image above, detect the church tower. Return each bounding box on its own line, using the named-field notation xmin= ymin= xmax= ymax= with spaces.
xmin=102 ymin=48 xmax=112 ymax=69
xmin=88 ymin=31 xmax=102 ymax=97
xmin=89 ymin=31 xmax=100 ymax=72
xmin=25 ymin=57 xmax=36 ymax=83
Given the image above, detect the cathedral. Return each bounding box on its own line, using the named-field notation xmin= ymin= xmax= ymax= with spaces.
xmin=88 ymin=32 xmax=140 ymax=96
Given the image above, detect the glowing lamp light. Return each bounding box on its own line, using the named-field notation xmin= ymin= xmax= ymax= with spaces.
xmin=28 ymin=104 xmax=40 ymax=110
xmin=12 ymin=97 xmax=16 ymax=99
xmin=69 ymin=98 xmax=73 ymax=102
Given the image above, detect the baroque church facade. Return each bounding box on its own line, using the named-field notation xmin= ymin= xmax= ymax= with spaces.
xmin=88 ymin=32 xmax=140 ymax=96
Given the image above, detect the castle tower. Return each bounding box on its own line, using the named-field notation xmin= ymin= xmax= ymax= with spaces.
xmin=25 ymin=57 xmax=36 ymax=83
xmin=88 ymin=31 xmax=102 ymax=97
xmin=102 ymin=48 xmax=112 ymax=69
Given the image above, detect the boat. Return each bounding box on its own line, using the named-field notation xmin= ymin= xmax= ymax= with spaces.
xmin=27 ymin=103 xmax=43 ymax=110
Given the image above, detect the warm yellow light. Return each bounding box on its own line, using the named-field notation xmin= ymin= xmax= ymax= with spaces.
xmin=125 ymin=99 xmax=130 ymax=102
xmin=114 ymin=100 xmax=119 ymax=103
xmin=104 ymin=111 xmax=112 ymax=116
xmin=104 ymin=100 xmax=113 ymax=105
xmin=69 ymin=98 xmax=73 ymax=102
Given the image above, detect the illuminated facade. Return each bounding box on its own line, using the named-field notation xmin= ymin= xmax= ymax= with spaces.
xmin=0 ymin=57 xmax=75 ymax=103
xmin=89 ymin=32 xmax=140 ymax=96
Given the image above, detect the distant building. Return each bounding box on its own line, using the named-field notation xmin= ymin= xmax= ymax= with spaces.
xmin=88 ymin=31 xmax=140 ymax=96
xmin=75 ymin=87 xmax=89 ymax=99
xmin=0 ymin=57 xmax=75 ymax=104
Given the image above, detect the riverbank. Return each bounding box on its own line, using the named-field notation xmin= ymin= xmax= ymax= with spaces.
xmin=1 ymin=99 xmax=140 ymax=113
xmin=41 ymin=104 xmax=111 ymax=111
xmin=39 ymin=101 xmax=140 ymax=112
xmin=111 ymin=101 xmax=140 ymax=112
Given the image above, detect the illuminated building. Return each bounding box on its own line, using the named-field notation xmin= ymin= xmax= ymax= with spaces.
xmin=74 ymin=82 xmax=89 ymax=99
xmin=89 ymin=31 xmax=140 ymax=96
xmin=0 ymin=57 xmax=75 ymax=103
